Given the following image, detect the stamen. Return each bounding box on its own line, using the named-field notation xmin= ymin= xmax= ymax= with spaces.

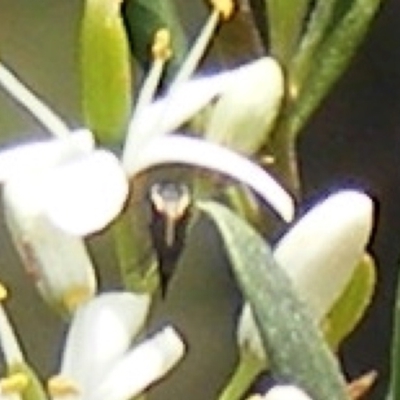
xmin=152 ymin=29 xmax=172 ymax=62
xmin=134 ymin=29 xmax=171 ymax=116
xmin=0 ymin=373 xmax=29 ymax=394
xmin=48 ymin=375 xmax=80 ymax=397
xmin=122 ymin=29 xmax=171 ymax=160
xmin=170 ymin=0 xmax=235 ymax=88
xmin=0 ymin=64 xmax=71 ymax=139
xmin=62 ymin=286 xmax=93 ymax=314
xmin=210 ymin=0 xmax=235 ymax=20
xmin=0 ymin=283 xmax=25 ymax=365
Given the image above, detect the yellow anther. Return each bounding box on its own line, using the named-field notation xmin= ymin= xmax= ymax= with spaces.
xmin=48 ymin=375 xmax=80 ymax=397
xmin=152 ymin=29 xmax=172 ymax=61
xmin=0 ymin=372 xmax=29 ymax=394
xmin=210 ymin=0 xmax=235 ymax=20
xmin=62 ymin=286 xmax=93 ymax=313
xmin=0 ymin=283 xmax=8 ymax=301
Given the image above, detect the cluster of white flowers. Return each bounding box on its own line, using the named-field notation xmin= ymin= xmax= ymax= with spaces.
xmin=0 ymin=0 xmax=375 ymax=398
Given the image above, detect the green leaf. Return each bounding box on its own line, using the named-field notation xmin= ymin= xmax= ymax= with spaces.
xmin=81 ymin=0 xmax=132 ymax=145
xmin=282 ymin=0 xmax=383 ymax=140
xmin=199 ymin=201 xmax=349 ymax=400
xmin=289 ymin=0 xmax=341 ymax=94
xmin=123 ymin=0 xmax=187 ymax=79
xmin=388 ymin=265 xmax=400 ymax=400
xmin=323 ymin=254 xmax=376 ymax=350
xmin=264 ymin=0 xmax=311 ymax=65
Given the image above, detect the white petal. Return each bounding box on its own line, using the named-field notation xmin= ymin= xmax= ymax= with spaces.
xmin=205 ymin=57 xmax=284 ymax=154
xmin=3 ymin=188 xmax=97 ymax=312
xmin=263 ymin=385 xmax=313 ymax=400
xmin=61 ymin=292 xmax=151 ymax=395
xmin=91 ymin=326 xmax=185 ymax=400
xmin=237 ymin=303 xmax=265 ymax=361
xmin=122 ymin=70 xmax=237 ymax=164
xmin=42 ymin=150 xmax=128 ymax=236
xmin=127 ymin=135 xmax=294 ymax=222
xmin=237 ymin=190 xmax=373 ymax=361
xmin=0 ymin=129 xmax=94 ymax=182
xmin=274 ymin=190 xmax=373 ymax=320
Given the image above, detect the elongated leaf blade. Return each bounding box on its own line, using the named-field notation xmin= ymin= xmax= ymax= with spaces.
xmin=199 ymin=200 xmax=349 ymax=400
xmin=81 ymin=0 xmax=132 ymax=145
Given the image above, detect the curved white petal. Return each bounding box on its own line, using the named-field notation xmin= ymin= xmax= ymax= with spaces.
xmin=61 ymin=292 xmax=151 ymax=395
xmin=91 ymin=326 xmax=185 ymax=400
xmin=127 ymin=135 xmax=294 ymax=222
xmin=238 ymin=190 xmax=373 ymax=361
xmin=122 ymin=70 xmax=237 ymax=164
xmin=274 ymin=190 xmax=373 ymax=320
xmin=3 ymin=186 xmax=97 ymax=312
xmin=263 ymin=385 xmax=313 ymax=400
xmin=205 ymin=57 xmax=284 ymax=154
xmin=41 ymin=150 xmax=128 ymax=236
xmin=0 ymin=129 xmax=94 ymax=182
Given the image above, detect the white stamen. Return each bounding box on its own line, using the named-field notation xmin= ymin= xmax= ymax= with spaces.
xmin=0 ymin=64 xmax=70 ymax=138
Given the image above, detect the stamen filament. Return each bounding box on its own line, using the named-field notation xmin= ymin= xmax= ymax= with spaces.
xmin=133 ymin=29 xmax=171 ymax=117
xmin=122 ymin=30 xmax=171 ymax=160
xmin=0 ymin=283 xmax=25 ymax=365
xmin=170 ymin=0 xmax=235 ymax=89
xmin=0 ymin=64 xmax=70 ymax=139
xmin=169 ymin=10 xmax=220 ymax=88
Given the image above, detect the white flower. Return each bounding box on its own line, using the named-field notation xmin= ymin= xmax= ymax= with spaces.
xmin=262 ymin=385 xmax=314 ymax=400
xmin=0 ymin=0 xmax=293 ymax=306
xmin=48 ymin=292 xmax=185 ymax=400
xmin=238 ymin=190 xmax=374 ymax=360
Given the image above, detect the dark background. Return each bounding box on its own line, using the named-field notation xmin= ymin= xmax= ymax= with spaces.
xmin=0 ymin=1 xmax=399 ymax=399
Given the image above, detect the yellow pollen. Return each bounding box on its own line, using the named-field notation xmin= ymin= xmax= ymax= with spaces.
xmin=48 ymin=375 xmax=80 ymax=397
xmin=62 ymin=286 xmax=93 ymax=313
xmin=152 ymin=29 xmax=172 ymax=61
xmin=210 ymin=0 xmax=235 ymax=20
xmin=0 ymin=372 xmax=29 ymax=394
xmin=0 ymin=283 xmax=8 ymax=301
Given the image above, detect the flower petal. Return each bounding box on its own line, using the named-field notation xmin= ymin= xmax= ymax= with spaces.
xmin=274 ymin=190 xmax=373 ymax=320
xmin=3 ymin=185 xmax=97 ymax=313
xmin=0 ymin=129 xmax=94 ymax=182
xmin=127 ymin=135 xmax=294 ymax=222
xmin=205 ymin=57 xmax=284 ymax=154
xmin=237 ymin=190 xmax=373 ymax=361
xmin=91 ymin=326 xmax=185 ymax=400
xmin=41 ymin=150 xmax=128 ymax=236
xmin=60 ymin=292 xmax=151 ymax=395
xmin=4 ymin=171 xmax=97 ymax=309
xmin=122 ymin=69 xmax=237 ymax=164
xmin=263 ymin=385 xmax=313 ymax=400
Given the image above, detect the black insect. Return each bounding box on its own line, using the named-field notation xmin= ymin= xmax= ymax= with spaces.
xmin=149 ymin=181 xmax=192 ymax=296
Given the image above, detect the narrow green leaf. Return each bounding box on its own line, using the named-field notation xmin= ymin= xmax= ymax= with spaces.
xmin=123 ymin=0 xmax=187 ymax=79
xmin=283 ymin=0 xmax=383 ymax=140
xmin=199 ymin=200 xmax=349 ymax=400
xmin=289 ymin=0 xmax=340 ymax=94
xmin=264 ymin=0 xmax=310 ymax=65
xmin=324 ymin=254 xmax=376 ymax=350
xmin=81 ymin=0 xmax=132 ymax=145
xmin=388 ymin=266 xmax=400 ymax=400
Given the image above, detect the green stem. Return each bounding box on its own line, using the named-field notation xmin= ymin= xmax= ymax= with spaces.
xmin=218 ymin=351 xmax=264 ymax=400
xmin=112 ymin=206 xmax=158 ymax=294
